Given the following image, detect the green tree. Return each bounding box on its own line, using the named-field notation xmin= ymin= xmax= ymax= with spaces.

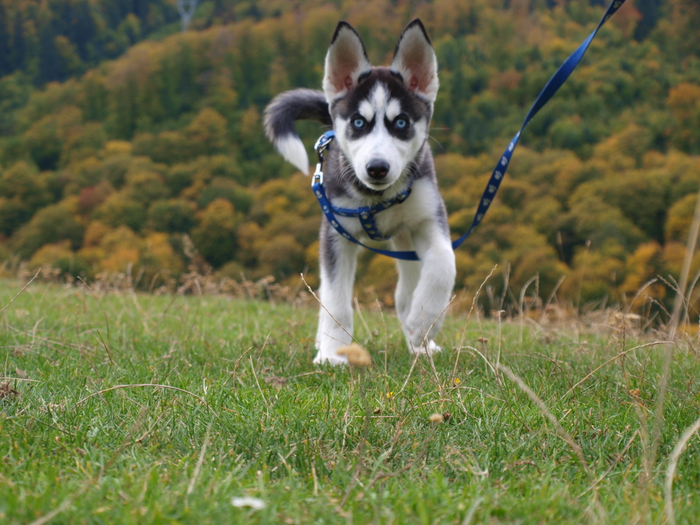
xmin=665 ymin=193 xmax=698 ymax=243
xmin=667 ymin=83 xmax=700 ymax=153
xmin=256 ymin=233 xmax=305 ymax=280
xmin=12 ymin=203 xmax=84 ymax=259
xmin=123 ymin=169 xmax=170 ymax=205
xmin=148 ymin=199 xmax=196 ymax=232
xmin=21 ymin=105 xmax=83 ymax=170
xmin=0 ymin=197 xmax=31 ymax=237
xmin=0 ymin=161 xmax=51 ymax=212
xmin=191 ymin=198 xmax=239 ymax=267
xmin=198 ymin=178 xmax=253 ymax=213
xmin=185 ymin=107 xmax=229 ymax=157
xmin=93 ymin=192 xmax=147 ymax=231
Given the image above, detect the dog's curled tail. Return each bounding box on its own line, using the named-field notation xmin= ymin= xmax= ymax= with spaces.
xmin=263 ymin=89 xmax=331 ymax=174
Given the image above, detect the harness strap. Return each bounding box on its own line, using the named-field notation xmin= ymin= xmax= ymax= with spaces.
xmin=329 ymin=183 xmax=413 ymax=241
xmin=312 ymin=0 xmax=627 ymax=261
xmin=313 ymin=180 xmax=420 ymax=260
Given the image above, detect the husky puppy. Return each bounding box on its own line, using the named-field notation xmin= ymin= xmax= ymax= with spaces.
xmin=264 ymin=20 xmax=456 ymax=365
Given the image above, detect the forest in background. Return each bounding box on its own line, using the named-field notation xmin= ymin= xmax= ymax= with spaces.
xmin=0 ymin=0 xmax=699 ymax=316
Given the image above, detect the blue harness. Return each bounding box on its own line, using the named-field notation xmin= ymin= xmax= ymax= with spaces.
xmin=312 ymin=0 xmax=627 ymax=261
xmin=317 ymin=176 xmax=413 ymax=243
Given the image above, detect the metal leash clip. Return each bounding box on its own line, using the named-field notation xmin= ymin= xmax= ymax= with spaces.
xmin=312 ymin=130 xmax=335 ymax=186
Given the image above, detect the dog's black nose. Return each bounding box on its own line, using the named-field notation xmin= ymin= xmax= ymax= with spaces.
xmin=366 ymin=160 xmax=390 ymax=180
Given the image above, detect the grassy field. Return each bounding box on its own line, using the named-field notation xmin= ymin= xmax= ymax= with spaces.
xmin=1 ymin=278 xmax=700 ymax=524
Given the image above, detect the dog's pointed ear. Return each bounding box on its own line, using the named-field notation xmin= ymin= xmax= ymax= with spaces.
xmin=323 ymin=22 xmax=371 ymax=102
xmin=391 ymin=20 xmax=439 ymax=103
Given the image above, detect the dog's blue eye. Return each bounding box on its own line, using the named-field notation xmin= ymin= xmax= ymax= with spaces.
xmin=352 ymin=118 xmax=365 ymax=129
xmin=395 ymin=118 xmax=407 ymax=129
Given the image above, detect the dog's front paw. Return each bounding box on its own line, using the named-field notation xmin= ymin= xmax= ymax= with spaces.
xmin=312 ymin=351 xmax=349 ymax=366
xmin=409 ymin=339 xmax=442 ymax=355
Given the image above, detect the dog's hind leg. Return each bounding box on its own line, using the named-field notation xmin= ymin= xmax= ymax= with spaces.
xmin=391 ymin=230 xmax=421 ymax=327
xmin=314 ymin=224 xmax=360 ymax=365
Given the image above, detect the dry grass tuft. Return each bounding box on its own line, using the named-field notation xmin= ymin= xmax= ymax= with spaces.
xmin=0 ymin=382 xmax=20 ymax=401
xmin=1 ymin=258 xmax=315 ymax=306
xmin=429 ymin=413 xmax=444 ymax=424
xmin=336 ymin=344 xmax=372 ymax=367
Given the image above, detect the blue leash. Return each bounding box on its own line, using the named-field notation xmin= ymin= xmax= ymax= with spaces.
xmin=312 ymin=0 xmax=627 ymax=261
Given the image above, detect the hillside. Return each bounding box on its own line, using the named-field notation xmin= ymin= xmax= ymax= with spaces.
xmin=0 ymin=0 xmax=699 ymax=316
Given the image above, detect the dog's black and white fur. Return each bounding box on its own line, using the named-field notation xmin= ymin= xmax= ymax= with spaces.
xmin=264 ymin=20 xmax=456 ymax=365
